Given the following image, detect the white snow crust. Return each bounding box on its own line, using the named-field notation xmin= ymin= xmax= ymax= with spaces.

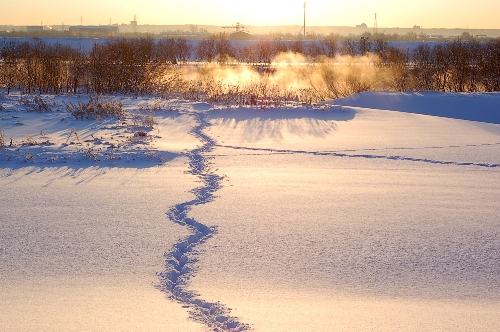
xmin=1 ymin=91 xmax=499 ymax=331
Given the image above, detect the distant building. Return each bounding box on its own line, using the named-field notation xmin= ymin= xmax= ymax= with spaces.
xmin=69 ymin=25 xmax=118 ymax=37
xmin=26 ymin=26 xmax=43 ymax=32
xmin=427 ymin=35 xmax=445 ymax=42
xmin=413 ymin=25 xmax=421 ymax=29
xmin=229 ymin=31 xmax=253 ymax=40
xmin=356 ymin=23 xmax=368 ymax=29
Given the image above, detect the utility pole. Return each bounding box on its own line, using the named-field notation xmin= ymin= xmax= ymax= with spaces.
xmin=303 ymin=2 xmax=307 ymax=38
xmin=131 ymin=15 xmax=138 ymax=34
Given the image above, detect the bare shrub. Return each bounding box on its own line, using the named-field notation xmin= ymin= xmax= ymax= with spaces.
xmin=19 ymin=95 xmax=52 ymax=112
xmin=23 ymin=153 xmax=35 ymax=162
xmin=131 ymin=111 xmax=155 ymax=131
xmin=177 ymin=74 xmax=297 ymax=107
xmin=446 ymin=40 xmax=480 ymax=92
xmin=340 ymin=38 xmax=359 ymax=57
xmin=318 ymin=35 xmax=339 ymax=58
xmin=0 ymin=40 xmax=21 ymax=94
xmin=156 ymin=39 xmax=184 ymax=65
xmin=324 ymin=68 xmax=374 ymax=98
xmin=412 ymin=43 xmax=437 ymax=91
xmin=386 ymin=47 xmax=412 ymax=92
xmin=65 ymin=96 xmax=124 ymax=120
xmin=3 ymin=37 xmax=499 ymax=106
xmin=80 ymin=143 xmax=100 ymax=161
xmin=140 ymin=99 xmax=165 ymax=111
xmin=300 ymin=55 xmax=380 ymax=102
xmin=65 ymin=128 xmax=81 ymax=145
xmin=478 ymin=40 xmax=500 ymax=92
xmin=155 ymin=66 xmax=184 ymax=96
xmin=21 ymin=135 xmax=38 ymax=146
xmin=289 ymin=41 xmax=305 ymax=55
xmin=196 ymin=37 xmax=217 ymax=63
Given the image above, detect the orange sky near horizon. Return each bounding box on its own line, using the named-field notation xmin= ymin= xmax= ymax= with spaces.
xmin=1 ymin=0 xmax=499 ymax=29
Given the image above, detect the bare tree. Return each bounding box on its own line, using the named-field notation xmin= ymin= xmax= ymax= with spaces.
xmin=215 ymin=36 xmax=235 ymax=64
xmin=0 ymin=40 xmax=21 ymax=94
xmin=387 ymin=46 xmax=411 ymax=92
xmin=318 ymin=35 xmax=339 ymax=58
xmin=478 ymin=40 xmax=500 ymax=91
xmin=432 ymin=43 xmax=452 ymax=91
xmin=412 ymin=43 xmax=437 ymax=91
xmin=446 ymin=40 xmax=474 ymax=92
xmin=372 ymin=39 xmax=390 ymax=64
xmin=196 ymin=37 xmax=217 ymax=63
xmin=340 ymin=38 xmax=358 ymax=57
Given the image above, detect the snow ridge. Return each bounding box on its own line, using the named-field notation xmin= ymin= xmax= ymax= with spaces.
xmin=216 ymin=145 xmax=500 ymax=168
xmin=158 ymin=113 xmax=250 ymax=332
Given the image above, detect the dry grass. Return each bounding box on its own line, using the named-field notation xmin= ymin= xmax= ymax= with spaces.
xmin=173 ymin=77 xmax=299 ymax=107
xmin=79 ymin=143 xmax=101 ymax=161
xmin=132 ymin=111 xmax=155 ymax=129
xmin=23 ymin=153 xmax=35 ymax=162
xmin=65 ymin=96 xmax=125 ymax=120
xmin=18 ymin=96 xmax=52 ymax=112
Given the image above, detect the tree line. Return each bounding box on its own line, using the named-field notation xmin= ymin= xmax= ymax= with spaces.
xmin=1 ymin=36 xmax=500 ymax=97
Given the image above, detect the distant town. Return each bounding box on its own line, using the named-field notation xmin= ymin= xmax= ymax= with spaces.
xmin=1 ymin=21 xmax=499 ymax=41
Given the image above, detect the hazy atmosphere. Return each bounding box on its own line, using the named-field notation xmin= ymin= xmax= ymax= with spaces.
xmin=2 ymin=0 xmax=500 ymax=28
xmin=1 ymin=0 xmax=500 ymax=331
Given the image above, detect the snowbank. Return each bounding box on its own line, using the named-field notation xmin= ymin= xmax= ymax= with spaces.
xmin=334 ymin=91 xmax=500 ymax=124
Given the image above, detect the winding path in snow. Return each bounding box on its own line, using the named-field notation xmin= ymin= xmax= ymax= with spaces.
xmin=214 ymin=144 xmax=500 ymax=168
xmin=157 ymin=111 xmax=497 ymax=331
xmin=158 ymin=112 xmax=250 ymax=332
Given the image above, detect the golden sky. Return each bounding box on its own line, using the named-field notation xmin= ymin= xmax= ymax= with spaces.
xmin=1 ymin=0 xmax=499 ymax=29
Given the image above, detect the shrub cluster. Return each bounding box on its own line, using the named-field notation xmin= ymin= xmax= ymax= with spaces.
xmin=65 ymin=95 xmax=124 ymax=120
xmin=0 ymin=37 xmax=181 ymax=95
xmin=18 ymin=95 xmax=52 ymax=112
xmin=1 ymin=37 xmax=500 ymax=104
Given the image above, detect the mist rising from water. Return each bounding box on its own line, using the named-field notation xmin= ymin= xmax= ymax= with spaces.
xmin=180 ymin=52 xmax=385 ymax=103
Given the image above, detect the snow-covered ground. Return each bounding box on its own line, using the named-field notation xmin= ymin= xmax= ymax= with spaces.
xmin=1 ymin=92 xmax=499 ymax=331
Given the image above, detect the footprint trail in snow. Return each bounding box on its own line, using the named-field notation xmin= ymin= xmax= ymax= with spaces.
xmin=215 ymin=144 xmax=500 ymax=168
xmin=158 ymin=112 xmax=250 ymax=331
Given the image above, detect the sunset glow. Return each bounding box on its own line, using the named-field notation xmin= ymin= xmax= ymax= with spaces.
xmin=2 ymin=0 xmax=500 ymax=29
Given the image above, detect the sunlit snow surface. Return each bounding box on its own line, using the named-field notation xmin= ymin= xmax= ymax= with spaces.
xmin=1 ymin=92 xmax=499 ymax=331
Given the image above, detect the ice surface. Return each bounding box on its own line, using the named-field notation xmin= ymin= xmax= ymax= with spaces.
xmin=2 ymin=38 xmax=427 ymax=55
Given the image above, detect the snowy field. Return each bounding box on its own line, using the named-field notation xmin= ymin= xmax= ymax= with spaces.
xmin=1 ymin=92 xmax=499 ymax=331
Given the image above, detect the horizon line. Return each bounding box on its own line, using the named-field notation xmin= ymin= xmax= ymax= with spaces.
xmin=2 ymin=23 xmax=500 ymax=31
